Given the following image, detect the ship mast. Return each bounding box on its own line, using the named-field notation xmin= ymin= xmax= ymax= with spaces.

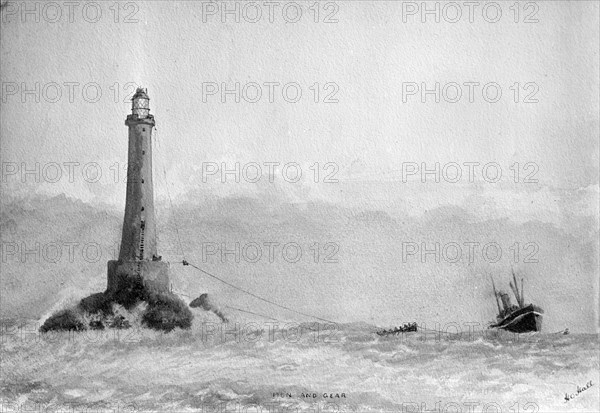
xmin=491 ymin=276 xmax=502 ymax=314
xmin=511 ymin=269 xmax=524 ymax=307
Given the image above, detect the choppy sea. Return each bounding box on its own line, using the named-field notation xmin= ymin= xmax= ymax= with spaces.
xmin=1 ymin=319 xmax=598 ymax=413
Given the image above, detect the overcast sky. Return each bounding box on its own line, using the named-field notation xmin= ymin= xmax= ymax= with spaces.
xmin=2 ymin=1 xmax=598 ymax=212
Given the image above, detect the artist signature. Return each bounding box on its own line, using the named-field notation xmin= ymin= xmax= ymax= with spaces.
xmin=564 ymin=380 xmax=593 ymax=402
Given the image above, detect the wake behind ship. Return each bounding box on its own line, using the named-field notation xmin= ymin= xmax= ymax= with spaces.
xmin=490 ymin=272 xmax=543 ymax=333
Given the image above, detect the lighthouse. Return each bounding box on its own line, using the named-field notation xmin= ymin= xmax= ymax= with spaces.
xmin=40 ymin=87 xmax=193 ymax=333
xmin=106 ymin=88 xmax=170 ymax=294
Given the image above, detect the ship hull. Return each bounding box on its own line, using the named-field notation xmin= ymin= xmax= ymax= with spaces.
xmin=492 ymin=304 xmax=543 ymax=333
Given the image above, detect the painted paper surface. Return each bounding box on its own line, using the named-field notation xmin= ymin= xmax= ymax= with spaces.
xmin=1 ymin=1 xmax=598 ymax=412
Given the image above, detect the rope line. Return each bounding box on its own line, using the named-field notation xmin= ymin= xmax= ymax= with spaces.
xmin=172 ymin=287 xmax=283 ymax=321
xmin=224 ymin=305 xmax=281 ymax=321
xmin=153 ymin=131 xmax=337 ymax=326
xmin=181 ymin=260 xmax=338 ymax=324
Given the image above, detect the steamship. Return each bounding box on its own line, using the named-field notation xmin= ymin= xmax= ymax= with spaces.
xmin=489 ymin=272 xmax=543 ymax=333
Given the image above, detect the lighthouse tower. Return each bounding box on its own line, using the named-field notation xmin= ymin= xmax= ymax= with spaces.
xmin=106 ymin=88 xmax=170 ymax=294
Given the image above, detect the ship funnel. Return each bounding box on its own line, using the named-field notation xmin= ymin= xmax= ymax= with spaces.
xmin=499 ymin=292 xmax=512 ymax=312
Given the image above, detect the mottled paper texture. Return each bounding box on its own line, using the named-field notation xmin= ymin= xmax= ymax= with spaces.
xmin=1 ymin=1 xmax=598 ymax=412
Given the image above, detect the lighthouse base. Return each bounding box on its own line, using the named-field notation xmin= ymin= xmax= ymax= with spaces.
xmin=106 ymin=260 xmax=170 ymax=295
xmin=40 ymin=259 xmax=192 ymax=333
